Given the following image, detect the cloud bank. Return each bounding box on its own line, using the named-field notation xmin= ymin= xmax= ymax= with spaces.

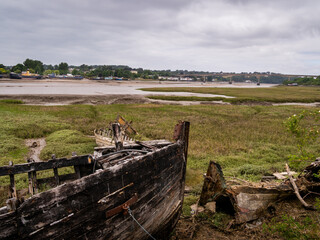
xmin=1 ymin=0 xmax=320 ymax=74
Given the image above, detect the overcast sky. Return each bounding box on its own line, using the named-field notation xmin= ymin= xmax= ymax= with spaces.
xmin=1 ymin=0 xmax=320 ymax=74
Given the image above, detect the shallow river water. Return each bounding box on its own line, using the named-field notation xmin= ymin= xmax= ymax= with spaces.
xmin=0 ymin=80 xmax=276 ymax=98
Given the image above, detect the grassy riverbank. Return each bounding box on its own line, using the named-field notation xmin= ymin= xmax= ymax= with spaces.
xmin=142 ymin=86 xmax=320 ymax=103
xmin=1 ymin=101 xmax=319 ymax=203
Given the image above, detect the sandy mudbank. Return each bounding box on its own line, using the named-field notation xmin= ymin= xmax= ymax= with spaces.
xmin=0 ymin=94 xmax=151 ymax=105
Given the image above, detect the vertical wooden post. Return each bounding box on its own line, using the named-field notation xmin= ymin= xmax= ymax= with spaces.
xmin=174 ymin=121 xmax=190 ymax=204
xmin=8 ymin=161 xmax=17 ymax=199
xmin=32 ymin=171 xmax=38 ymax=194
xmin=74 ymin=165 xmax=81 ymax=179
xmin=28 ymin=172 xmax=34 ymax=195
xmin=174 ymin=121 xmax=190 ymax=163
xmin=9 ymin=174 xmax=17 ymax=199
xmin=112 ymin=123 xmax=123 ymax=151
xmin=53 ymin=168 xmax=60 ymax=186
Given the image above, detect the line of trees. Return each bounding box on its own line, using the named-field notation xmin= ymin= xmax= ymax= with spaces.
xmin=3 ymin=59 xmax=317 ymax=84
xmin=283 ymin=77 xmax=320 ymax=86
xmin=1 ymin=59 xmax=69 ymax=75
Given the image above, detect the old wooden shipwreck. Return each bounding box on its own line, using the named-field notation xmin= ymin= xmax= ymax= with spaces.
xmin=0 ymin=121 xmax=190 ymax=240
xmin=199 ymin=160 xmax=320 ymax=224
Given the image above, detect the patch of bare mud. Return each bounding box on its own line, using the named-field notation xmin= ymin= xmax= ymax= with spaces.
xmin=0 ymin=94 xmax=150 ymax=106
xmin=25 ymin=138 xmax=46 ymax=162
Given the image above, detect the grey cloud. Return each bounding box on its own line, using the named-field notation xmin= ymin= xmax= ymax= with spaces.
xmin=0 ymin=0 xmax=320 ymax=74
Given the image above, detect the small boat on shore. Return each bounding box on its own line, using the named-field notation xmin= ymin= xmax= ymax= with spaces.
xmin=0 ymin=121 xmax=189 ymax=239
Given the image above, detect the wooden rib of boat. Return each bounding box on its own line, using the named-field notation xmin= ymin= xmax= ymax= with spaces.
xmin=0 ymin=121 xmax=189 ymax=240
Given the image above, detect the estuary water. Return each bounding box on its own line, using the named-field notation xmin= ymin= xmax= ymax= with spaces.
xmin=0 ymin=79 xmax=276 ymax=98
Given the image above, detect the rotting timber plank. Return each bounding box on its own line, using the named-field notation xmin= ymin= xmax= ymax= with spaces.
xmin=21 ymin=144 xmax=183 ymax=239
xmin=82 ymin=161 xmax=183 ymax=239
xmin=108 ymin=157 xmax=184 ymax=239
xmin=111 ymin=178 xmax=183 ymax=239
xmin=14 ymin=143 xmax=182 ymax=239
xmin=0 ymin=155 xmax=92 ymax=176
xmin=53 ymin=168 xmax=59 ymax=186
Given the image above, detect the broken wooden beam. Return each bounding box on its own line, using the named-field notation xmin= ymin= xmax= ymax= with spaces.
xmin=9 ymin=174 xmax=17 ymax=199
xmin=286 ymin=163 xmax=314 ymax=210
xmin=0 ymin=155 xmax=93 ymax=177
xmin=112 ymin=123 xmax=123 ymax=151
xmin=8 ymin=161 xmax=17 ymax=199
xmin=199 ymin=161 xmax=226 ymax=206
xmin=199 ymin=161 xmax=294 ymax=223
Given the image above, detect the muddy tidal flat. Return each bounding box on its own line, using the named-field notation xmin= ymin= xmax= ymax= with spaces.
xmin=0 ymin=78 xmax=276 ymax=105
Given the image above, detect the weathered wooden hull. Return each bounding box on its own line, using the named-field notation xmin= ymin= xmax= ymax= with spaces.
xmin=0 ymin=122 xmax=189 ymax=240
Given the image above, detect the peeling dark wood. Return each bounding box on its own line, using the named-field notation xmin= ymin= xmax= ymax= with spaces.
xmin=199 ymin=161 xmax=226 ymax=206
xmin=32 ymin=171 xmax=38 ymax=194
xmin=53 ymin=168 xmax=59 ymax=186
xmin=0 ymin=121 xmax=190 ymax=240
xmin=0 ymin=155 xmax=92 ymax=177
xmin=74 ymin=165 xmax=81 ymax=179
xmin=200 ymin=161 xmax=294 ymax=223
xmin=9 ymin=174 xmax=17 ymax=199
xmin=28 ymin=172 xmax=33 ymax=195
xmin=105 ymin=193 xmax=138 ymax=217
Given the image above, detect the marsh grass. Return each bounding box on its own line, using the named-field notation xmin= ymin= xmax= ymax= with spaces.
xmin=40 ymin=130 xmax=96 ymax=159
xmin=142 ymin=86 xmax=320 ymax=103
xmin=147 ymin=95 xmax=226 ymax=102
xmin=0 ymin=102 xmax=319 ymax=206
xmin=0 ymin=99 xmax=24 ymax=104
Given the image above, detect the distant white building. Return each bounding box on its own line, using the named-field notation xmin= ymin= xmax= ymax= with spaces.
xmin=180 ymin=77 xmax=193 ymax=81
xmin=159 ymin=76 xmax=179 ymax=81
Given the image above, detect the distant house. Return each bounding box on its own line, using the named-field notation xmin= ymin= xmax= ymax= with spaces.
xmin=159 ymin=76 xmax=179 ymax=81
xmin=180 ymin=77 xmax=193 ymax=81
xmin=130 ymin=70 xmax=138 ymax=74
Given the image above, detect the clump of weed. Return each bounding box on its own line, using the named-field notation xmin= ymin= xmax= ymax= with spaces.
xmin=284 ymin=110 xmax=320 ymax=170
xmin=147 ymin=95 xmax=226 ymax=102
xmin=196 ymin=212 xmax=232 ymax=229
xmin=263 ymin=214 xmax=319 ymax=240
xmin=182 ymin=195 xmax=198 ymax=216
xmin=40 ymin=130 xmax=96 ymax=160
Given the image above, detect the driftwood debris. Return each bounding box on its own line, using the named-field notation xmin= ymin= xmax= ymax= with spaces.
xmin=286 ymin=163 xmax=314 ymax=210
xmin=199 ymin=160 xmax=320 ymax=224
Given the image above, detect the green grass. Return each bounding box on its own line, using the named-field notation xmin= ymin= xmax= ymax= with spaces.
xmin=0 ymin=102 xmax=319 ymax=207
xmin=40 ymin=129 xmax=96 ymax=160
xmin=141 ymin=86 xmax=320 ymax=103
xmin=263 ymin=214 xmax=320 ymax=239
xmin=0 ymin=99 xmax=24 ymax=104
xmin=147 ymin=95 xmax=226 ymax=102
